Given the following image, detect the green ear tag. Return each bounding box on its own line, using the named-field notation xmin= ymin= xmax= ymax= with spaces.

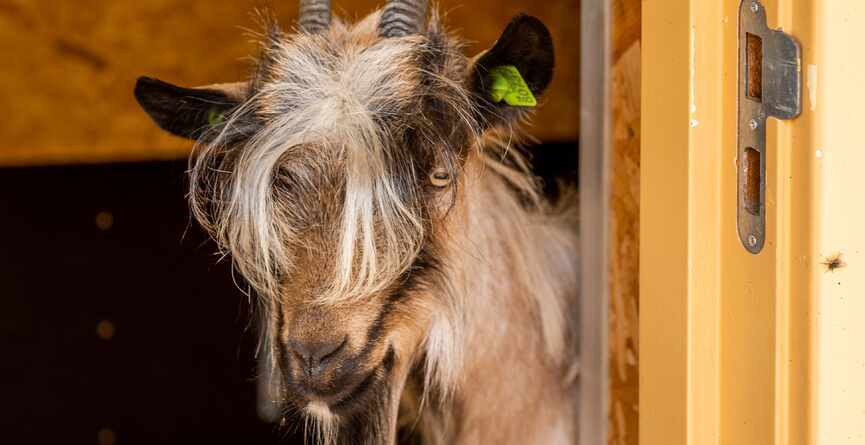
xmin=488 ymin=65 xmax=537 ymax=107
xmin=207 ymin=108 xmax=225 ymax=126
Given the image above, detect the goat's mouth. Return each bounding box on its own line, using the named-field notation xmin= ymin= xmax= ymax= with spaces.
xmin=329 ymin=349 xmax=393 ymax=414
xmin=288 ymin=346 xmax=397 ymax=416
xmin=278 ymin=346 xmax=402 ymax=445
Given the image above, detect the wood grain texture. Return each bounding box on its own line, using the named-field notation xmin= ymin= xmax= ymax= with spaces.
xmin=609 ymin=0 xmax=640 ymax=443
xmin=611 ymin=0 xmax=640 ymax=62
xmin=0 ymin=0 xmax=577 ymax=166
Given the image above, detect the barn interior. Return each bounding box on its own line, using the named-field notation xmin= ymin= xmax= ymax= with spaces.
xmin=0 ymin=1 xmax=639 ymax=444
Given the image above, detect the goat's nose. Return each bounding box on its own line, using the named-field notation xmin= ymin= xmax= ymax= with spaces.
xmin=289 ymin=337 xmax=346 ymax=375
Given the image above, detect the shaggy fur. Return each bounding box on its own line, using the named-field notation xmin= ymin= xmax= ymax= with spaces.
xmin=139 ymin=6 xmax=579 ymax=445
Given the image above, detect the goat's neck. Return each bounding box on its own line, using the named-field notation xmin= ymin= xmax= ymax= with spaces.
xmin=416 ymin=158 xmax=579 ymax=445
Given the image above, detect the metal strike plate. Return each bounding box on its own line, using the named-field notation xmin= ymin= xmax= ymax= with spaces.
xmin=738 ymin=0 xmax=802 ymax=254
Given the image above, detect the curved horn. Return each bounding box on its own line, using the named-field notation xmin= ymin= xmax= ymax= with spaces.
xmin=379 ymin=0 xmax=428 ymax=38
xmin=298 ymin=0 xmax=331 ymax=33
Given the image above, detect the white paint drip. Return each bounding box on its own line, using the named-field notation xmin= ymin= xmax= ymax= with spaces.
xmin=807 ymin=64 xmax=818 ymax=111
xmin=816 ymin=148 xmax=824 ymax=159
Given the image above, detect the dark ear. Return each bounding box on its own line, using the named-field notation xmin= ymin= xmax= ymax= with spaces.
xmin=134 ymin=77 xmax=246 ymax=140
xmin=469 ymin=14 xmax=555 ymax=127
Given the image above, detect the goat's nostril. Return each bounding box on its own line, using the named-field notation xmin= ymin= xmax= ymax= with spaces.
xmin=289 ymin=336 xmax=347 ymax=373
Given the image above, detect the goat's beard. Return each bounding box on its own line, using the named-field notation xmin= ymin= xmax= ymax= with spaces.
xmin=280 ymin=366 xmax=406 ymax=445
xmin=334 ymin=391 xmax=394 ymax=445
xmin=298 ymin=381 xmax=399 ymax=445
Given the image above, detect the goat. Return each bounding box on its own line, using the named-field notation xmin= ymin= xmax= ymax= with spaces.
xmin=135 ymin=1 xmax=579 ymax=443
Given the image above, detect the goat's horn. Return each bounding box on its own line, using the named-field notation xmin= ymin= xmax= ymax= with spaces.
xmin=298 ymin=0 xmax=331 ymax=33
xmin=379 ymin=0 xmax=428 ymax=38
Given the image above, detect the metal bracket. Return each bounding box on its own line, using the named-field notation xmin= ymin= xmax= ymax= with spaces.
xmin=738 ymin=0 xmax=802 ymax=254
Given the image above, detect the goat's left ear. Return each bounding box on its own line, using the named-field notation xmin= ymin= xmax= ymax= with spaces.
xmin=469 ymin=14 xmax=554 ymax=128
xmin=134 ymin=76 xmax=247 ymax=140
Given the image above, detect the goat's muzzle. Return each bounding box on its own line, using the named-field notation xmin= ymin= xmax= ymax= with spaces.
xmin=282 ymin=339 xmax=395 ymax=415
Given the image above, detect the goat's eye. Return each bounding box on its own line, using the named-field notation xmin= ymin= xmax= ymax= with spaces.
xmin=429 ymin=169 xmax=451 ymax=188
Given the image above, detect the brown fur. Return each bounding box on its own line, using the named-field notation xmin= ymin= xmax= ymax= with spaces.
xmin=137 ymin=6 xmax=578 ymax=445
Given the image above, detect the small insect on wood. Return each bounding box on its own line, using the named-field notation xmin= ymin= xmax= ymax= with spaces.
xmin=821 ymin=253 xmax=847 ymax=273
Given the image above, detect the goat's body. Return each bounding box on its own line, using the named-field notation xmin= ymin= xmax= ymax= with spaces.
xmin=402 ymin=151 xmax=580 ymax=445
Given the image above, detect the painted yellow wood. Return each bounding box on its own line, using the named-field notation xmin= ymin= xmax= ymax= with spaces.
xmin=641 ymin=0 xmax=690 ymax=442
xmin=806 ymin=2 xmax=865 ymax=442
xmin=641 ymin=0 xmax=837 ymax=443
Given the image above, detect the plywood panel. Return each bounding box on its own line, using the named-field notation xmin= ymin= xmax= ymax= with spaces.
xmin=609 ymin=0 xmax=640 ymax=443
xmin=609 ymin=41 xmax=639 ymax=445
xmin=0 ymin=0 xmax=578 ymax=166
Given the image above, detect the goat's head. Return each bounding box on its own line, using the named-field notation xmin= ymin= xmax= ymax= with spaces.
xmin=135 ymin=0 xmax=553 ymax=441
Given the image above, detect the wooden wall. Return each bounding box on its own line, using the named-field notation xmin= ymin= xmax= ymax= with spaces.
xmin=609 ymin=0 xmax=640 ymax=443
xmin=0 ymin=0 xmax=578 ymax=166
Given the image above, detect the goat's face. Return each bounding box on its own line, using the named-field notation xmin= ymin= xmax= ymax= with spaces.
xmin=135 ymin=1 xmax=553 ymax=441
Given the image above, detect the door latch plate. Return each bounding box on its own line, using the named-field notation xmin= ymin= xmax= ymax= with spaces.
xmin=738 ymin=0 xmax=802 ymax=254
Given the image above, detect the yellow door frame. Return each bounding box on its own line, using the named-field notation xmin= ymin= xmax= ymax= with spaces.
xmin=642 ymin=0 xmax=865 ymax=444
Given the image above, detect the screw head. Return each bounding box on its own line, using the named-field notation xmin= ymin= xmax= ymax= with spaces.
xmin=748 ymin=234 xmax=758 ymax=247
xmin=751 ymin=2 xmax=760 ymax=13
xmin=749 ymin=119 xmax=759 ymax=130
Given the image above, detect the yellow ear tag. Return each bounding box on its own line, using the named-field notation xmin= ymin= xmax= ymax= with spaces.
xmin=488 ymin=65 xmax=537 ymax=107
xmin=207 ymin=109 xmax=225 ymax=126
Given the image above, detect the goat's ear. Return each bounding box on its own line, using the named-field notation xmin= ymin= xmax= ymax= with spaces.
xmin=134 ymin=76 xmax=247 ymax=140
xmin=468 ymin=14 xmax=554 ymax=128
